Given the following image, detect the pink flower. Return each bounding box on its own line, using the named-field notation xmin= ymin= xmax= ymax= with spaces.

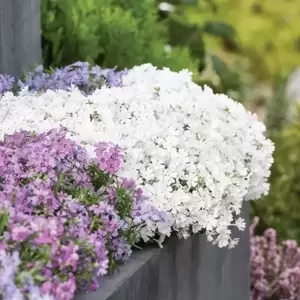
xmin=94 ymin=142 xmax=124 ymax=174
xmin=34 ymin=235 xmax=53 ymax=245
xmin=105 ymin=158 xmax=120 ymax=174
xmin=88 ymin=279 xmax=99 ymax=292
xmin=0 ymin=241 xmax=7 ymax=250
xmin=54 ymin=276 xmax=76 ymax=300
xmin=40 ymin=281 xmax=53 ymax=295
xmin=11 ymin=225 xmax=30 ymax=242
xmin=61 ymin=242 xmax=79 ymax=271
xmin=251 ymin=218 xmax=300 ymax=299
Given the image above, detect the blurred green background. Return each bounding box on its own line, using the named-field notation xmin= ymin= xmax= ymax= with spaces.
xmin=41 ymin=0 xmax=300 ymax=242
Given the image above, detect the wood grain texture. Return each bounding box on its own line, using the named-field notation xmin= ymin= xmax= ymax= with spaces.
xmin=0 ymin=0 xmax=13 ymax=74
xmin=76 ymin=202 xmax=250 ymax=300
xmin=0 ymin=0 xmax=41 ymax=77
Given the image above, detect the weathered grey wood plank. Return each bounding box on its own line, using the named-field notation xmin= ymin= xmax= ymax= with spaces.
xmin=0 ymin=0 xmax=41 ymax=77
xmin=0 ymin=0 xmax=13 ymax=75
xmin=76 ymin=202 xmax=250 ymax=300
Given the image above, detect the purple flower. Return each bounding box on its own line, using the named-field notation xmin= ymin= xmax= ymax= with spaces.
xmin=11 ymin=225 xmax=31 ymax=242
xmin=52 ymin=242 xmax=79 ymax=272
xmin=0 ymin=74 xmax=15 ymax=95
xmin=1 ymin=62 xmax=128 ymax=97
xmin=251 ymin=218 xmax=300 ymax=299
xmin=15 ymin=62 xmax=126 ymax=96
xmin=106 ymin=68 xmax=128 ymax=87
xmin=0 ymin=127 xmax=168 ymax=299
xmin=53 ymin=276 xmax=76 ymax=300
xmin=0 ymin=250 xmax=23 ymax=300
xmin=94 ymin=142 xmax=124 ymax=174
xmin=40 ymin=281 xmax=53 ymax=296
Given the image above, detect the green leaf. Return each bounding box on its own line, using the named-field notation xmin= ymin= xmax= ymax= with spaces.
xmin=188 ymin=30 xmax=206 ymax=60
xmin=182 ymin=0 xmax=198 ymax=4
xmin=115 ymin=187 xmax=133 ymax=218
xmin=203 ymin=21 xmax=236 ymax=39
xmin=167 ymin=16 xmax=198 ymax=46
xmin=211 ymin=55 xmax=241 ymax=92
xmin=0 ymin=214 xmax=9 ymax=235
xmin=211 ymin=54 xmax=229 ymax=75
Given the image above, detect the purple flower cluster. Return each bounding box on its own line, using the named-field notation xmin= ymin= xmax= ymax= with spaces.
xmin=0 ymin=127 xmax=164 ymax=299
xmin=0 ymin=74 xmax=15 ymax=95
xmin=251 ymin=217 xmax=300 ymax=300
xmin=0 ymin=249 xmax=58 ymax=300
xmin=0 ymin=250 xmax=24 ymax=300
xmin=0 ymin=62 xmax=127 ymax=96
xmin=94 ymin=142 xmax=124 ymax=175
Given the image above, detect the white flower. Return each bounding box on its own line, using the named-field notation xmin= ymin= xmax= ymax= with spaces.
xmin=159 ymin=2 xmax=175 ymax=12
xmin=0 ymin=64 xmax=274 ymax=247
xmin=235 ymin=218 xmax=246 ymax=231
xmin=228 ymin=238 xmax=239 ymax=249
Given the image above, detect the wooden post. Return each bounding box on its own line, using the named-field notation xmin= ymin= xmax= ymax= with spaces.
xmin=0 ymin=0 xmax=41 ymax=77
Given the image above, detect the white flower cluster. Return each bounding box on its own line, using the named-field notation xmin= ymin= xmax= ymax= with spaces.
xmin=0 ymin=64 xmax=274 ymax=248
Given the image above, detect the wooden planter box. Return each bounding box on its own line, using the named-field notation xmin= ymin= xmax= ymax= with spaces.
xmin=76 ymin=203 xmax=250 ymax=300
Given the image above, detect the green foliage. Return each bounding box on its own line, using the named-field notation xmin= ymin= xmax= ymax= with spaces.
xmin=174 ymin=0 xmax=300 ymax=114
xmin=41 ymin=0 xmax=242 ymax=93
xmin=211 ymin=54 xmax=241 ymax=92
xmin=163 ymin=0 xmax=246 ymax=101
xmin=0 ymin=213 xmax=8 ymax=235
xmin=203 ymin=21 xmax=236 ymax=40
xmin=181 ymin=0 xmax=300 ymax=80
xmin=41 ymin=0 xmax=196 ymax=73
xmin=264 ymin=76 xmax=289 ymax=135
xmin=251 ymin=107 xmax=300 ymax=241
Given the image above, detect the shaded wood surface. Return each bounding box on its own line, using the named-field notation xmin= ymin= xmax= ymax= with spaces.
xmin=0 ymin=0 xmax=41 ymax=77
xmin=76 ymin=202 xmax=250 ymax=300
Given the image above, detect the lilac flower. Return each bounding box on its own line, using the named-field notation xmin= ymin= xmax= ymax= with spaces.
xmin=22 ymin=275 xmax=54 ymax=300
xmin=11 ymin=225 xmax=31 ymax=242
xmin=0 ymin=62 xmax=127 ymax=97
xmin=94 ymin=142 xmax=124 ymax=174
xmin=0 ymin=127 xmax=166 ymax=298
xmin=106 ymin=68 xmax=128 ymax=87
xmin=0 ymin=74 xmax=15 ymax=95
xmin=0 ymin=250 xmax=23 ymax=300
xmin=251 ymin=217 xmax=300 ymax=299
xmin=111 ymin=237 xmax=132 ymax=261
xmin=51 ymin=241 xmax=79 ymax=272
xmin=0 ymin=62 xmax=126 ymax=97
xmin=40 ymin=281 xmax=53 ymax=296
xmin=53 ymin=276 xmax=76 ymax=300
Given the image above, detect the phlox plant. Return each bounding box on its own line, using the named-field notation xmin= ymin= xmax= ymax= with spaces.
xmin=0 ymin=128 xmax=167 ymax=300
xmin=251 ymin=218 xmax=300 ymax=300
xmin=0 ymin=61 xmax=126 ymax=96
xmin=0 ymin=63 xmax=274 ymax=249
